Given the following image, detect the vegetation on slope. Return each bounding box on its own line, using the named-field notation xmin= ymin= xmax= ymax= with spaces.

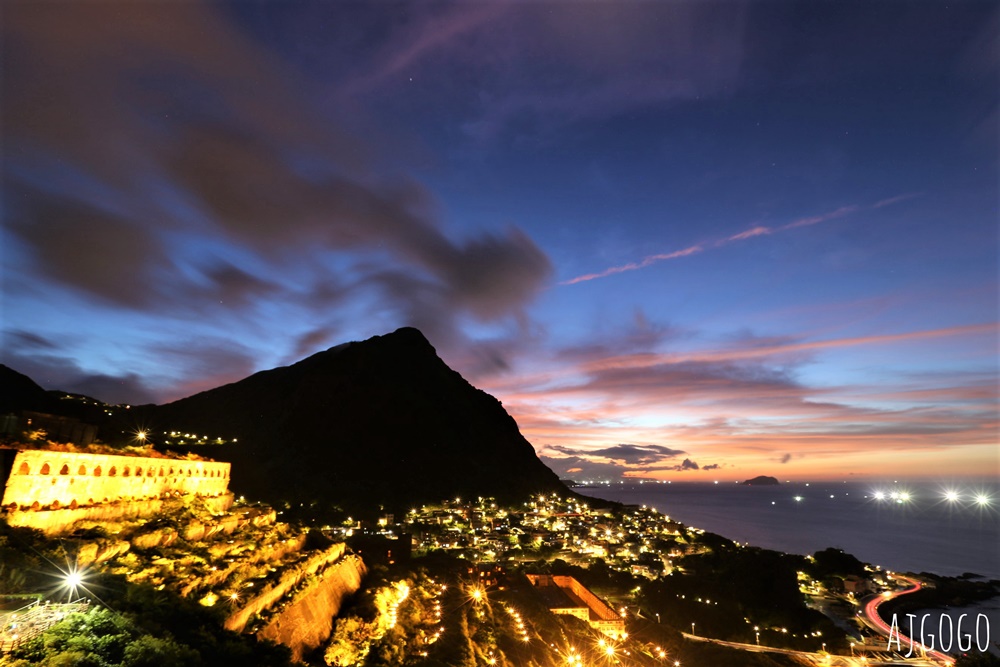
xmin=0 ymin=522 xmax=293 ymax=666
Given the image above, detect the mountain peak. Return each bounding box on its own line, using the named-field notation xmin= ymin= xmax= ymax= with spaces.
xmin=383 ymin=326 xmax=432 ymax=344
xmin=140 ymin=329 xmax=563 ymax=514
xmin=0 ymin=363 xmax=57 ymax=413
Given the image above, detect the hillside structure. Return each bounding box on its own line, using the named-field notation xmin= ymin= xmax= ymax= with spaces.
xmin=526 ymin=574 xmax=626 ymax=639
xmin=1 ymin=448 xmax=230 ymax=512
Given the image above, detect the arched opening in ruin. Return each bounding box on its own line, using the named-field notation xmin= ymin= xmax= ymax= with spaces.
xmin=78 ymin=465 xmax=87 ymax=475
xmin=50 ymin=500 xmax=60 ymax=510
xmin=94 ymin=466 xmax=102 ymax=476
xmin=40 ymin=463 xmax=51 ymax=475
xmin=159 ymin=467 xmax=165 ymax=476
xmin=186 ymin=468 xmax=192 ymax=476
xmin=17 ymin=462 xmax=29 ymax=475
xmin=109 ymin=466 xmax=117 ymax=477
xmin=60 ymin=464 xmax=70 ymax=475
xmin=136 ymin=467 xmax=143 ymax=477
xmin=69 ymin=499 xmax=78 ymax=509
xmin=169 ymin=467 xmax=175 ymax=475
xmin=30 ymin=501 xmax=40 ymax=510
xmin=123 ymin=467 xmax=130 ymax=477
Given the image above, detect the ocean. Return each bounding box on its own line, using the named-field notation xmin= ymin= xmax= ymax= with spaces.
xmin=577 ymin=480 xmax=1000 ymax=580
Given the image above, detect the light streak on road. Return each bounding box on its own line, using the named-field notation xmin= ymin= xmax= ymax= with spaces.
xmin=861 ymin=576 xmax=953 ymax=666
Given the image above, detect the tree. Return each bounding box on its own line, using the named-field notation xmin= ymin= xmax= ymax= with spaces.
xmin=122 ymin=635 xmax=199 ymax=667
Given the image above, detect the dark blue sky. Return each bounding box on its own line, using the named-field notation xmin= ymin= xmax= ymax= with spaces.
xmin=2 ymin=1 xmax=996 ymax=480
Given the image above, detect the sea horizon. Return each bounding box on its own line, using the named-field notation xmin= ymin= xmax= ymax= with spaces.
xmin=577 ymin=479 xmax=1000 ymax=580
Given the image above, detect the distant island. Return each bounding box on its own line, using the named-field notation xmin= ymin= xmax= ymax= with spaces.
xmin=743 ymin=475 xmax=780 ymax=486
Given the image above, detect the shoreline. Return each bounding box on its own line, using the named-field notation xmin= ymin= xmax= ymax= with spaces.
xmin=576 ymin=481 xmax=1000 ymax=580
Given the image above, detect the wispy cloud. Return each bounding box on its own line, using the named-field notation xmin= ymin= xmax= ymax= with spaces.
xmin=577 ymin=322 xmax=996 ymax=371
xmin=724 ymin=226 xmax=772 ymax=242
xmin=782 ymin=205 xmax=859 ymax=229
xmin=561 ymin=197 xmax=910 ymax=286
xmin=484 ymin=316 xmax=998 ymax=480
xmin=873 ymin=193 xmax=921 ymax=208
xmin=341 ymin=4 xmax=509 ymax=97
xmin=3 ymin=1 xmax=553 ymax=388
xmin=560 ymin=245 xmax=702 ymax=285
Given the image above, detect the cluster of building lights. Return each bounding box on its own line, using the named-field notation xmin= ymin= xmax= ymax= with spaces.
xmin=162 ymin=430 xmax=237 ymax=445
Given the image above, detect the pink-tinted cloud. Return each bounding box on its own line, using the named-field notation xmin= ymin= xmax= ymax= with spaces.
xmin=782 ymin=205 xmax=860 ymax=229
xmin=724 ymin=225 xmax=773 ymax=242
xmin=484 ymin=319 xmax=998 ymax=480
xmin=488 ymin=322 xmax=995 ymax=393
xmin=342 ymin=4 xmax=510 ymax=97
xmin=576 ymin=322 xmax=996 ymax=372
xmin=873 ymin=193 xmax=921 ymax=208
xmin=562 ymin=196 xmax=917 ymax=286
xmin=560 ymin=245 xmax=703 ymax=285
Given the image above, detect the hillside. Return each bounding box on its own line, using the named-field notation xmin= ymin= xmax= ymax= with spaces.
xmin=136 ymin=328 xmax=564 ymax=513
xmin=0 ymin=364 xmax=58 ymax=414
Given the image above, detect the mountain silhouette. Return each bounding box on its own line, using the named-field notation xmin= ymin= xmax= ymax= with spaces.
xmin=0 ymin=364 xmax=58 ymax=414
xmin=134 ymin=328 xmax=564 ymax=513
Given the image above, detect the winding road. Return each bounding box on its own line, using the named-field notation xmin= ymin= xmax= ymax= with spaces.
xmin=860 ymin=575 xmax=954 ymax=665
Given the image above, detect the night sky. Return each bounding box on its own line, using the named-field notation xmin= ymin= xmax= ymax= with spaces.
xmin=3 ymin=2 xmax=997 ymax=481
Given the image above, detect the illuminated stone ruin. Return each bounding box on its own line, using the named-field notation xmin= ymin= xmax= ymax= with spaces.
xmin=1 ymin=449 xmax=230 ymax=512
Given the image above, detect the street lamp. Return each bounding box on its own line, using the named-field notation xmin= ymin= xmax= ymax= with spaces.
xmin=64 ymin=571 xmax=82 ymax=601
xmin=58 ymin=566 xmax=87 ymax=603
xmin=691 ymin=622 xmax=696 ymax=636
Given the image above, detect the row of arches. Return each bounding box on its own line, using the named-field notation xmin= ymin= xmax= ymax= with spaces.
xmin=18 ymin=461 xmax=228 ymax=479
